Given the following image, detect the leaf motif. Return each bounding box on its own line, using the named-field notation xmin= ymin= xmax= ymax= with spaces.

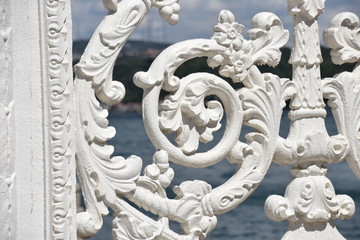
xmin=136 ymin=39 xmax=242 ymax=171
xmin=209 ymin=10 xmax=288 ymax=87
xmin=159 ymin=74 xmax=224 ymax=155
xmin=112 ymin=212 xmax=162 ymax=240
xmin=75 ymin=1 xmax=147 ymax=105
xmin=76 ymin=80 xmax=143 ymax=238
xmin=100 ymin=8 xmax=143 ymax=49
xmin=74 ymin=4 xmax=152 ymax=234
xmin=323 ymin=67 xmax=360 ymax=179
xmin=74 ymin=2 xmax=253 ymax=240
xmin=239 ymin=74 xmax=294 ymax=138
xmin=324 ymin=12 xmax=360 ymax=65
xmin=210 ymin=74 xmax=296 ymax=214
xmin=265 ymin=195 xmax=295 ymax=222
xmin=249 ymin=12 xmax=289 ymax=67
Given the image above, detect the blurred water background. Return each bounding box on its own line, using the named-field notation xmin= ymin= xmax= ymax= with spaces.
xmin=89 ymin=108 xmax=360 ymax=240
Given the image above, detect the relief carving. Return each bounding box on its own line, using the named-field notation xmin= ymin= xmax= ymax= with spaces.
xmin=73 ymin=0 xmax=360 ymax=239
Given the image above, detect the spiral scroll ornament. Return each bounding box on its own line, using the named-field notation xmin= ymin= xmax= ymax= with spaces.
xmin=74 ymin=0 xmax=360 ymax=239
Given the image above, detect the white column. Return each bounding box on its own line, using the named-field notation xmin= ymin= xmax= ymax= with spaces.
xmin=0 ymin=0 xmax=76 ymax=239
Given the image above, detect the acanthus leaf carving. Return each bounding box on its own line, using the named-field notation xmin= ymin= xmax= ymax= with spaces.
xmin=134 ymin=39 xmax=243 ymax=168
xmin=240 ymin=74 xmax=295 ymax=137
xmin=249 ymin=12 xmax=289 ymax=67
xmin=265 ymin=166 xmax=355 ymax=226
xmin=263 ymin=2 xmax=360 ymax=238
xmin=75 ymin=0 xmax=181 ymax=106
xmin=75 ymin=1 xmax=147 ymax=237
xmin=323 ymin=12 xmax=360 ymax=65
xmin=208 ymin=10 xmax=289 ymax=88
xmin=159 ymin=74 xmax=224 ymax=155
xmin=265 ymin=195 xmax=297 ymax=222
xmin=323 ymin=67 xmax=360 ymax=178
xmin=76 ymin=79 xmax=145 ymax=238
xmin=74 ymin=0 xmax=144 ymax=106
xmin=112 ymin=212 xmax=166 ymax=240
xmin=209 ymin=74 xmax=295 ymax=214
xmin=118 ymin=153 xmax=217 ymax=239
xmin=323 ymin=12 xmax=360 ymax=179
xmin=75 ymin=1 xmax=291 ymax=237
xmin=74 ymin=0 xmax=193 ymax=238
xmin=73 ymin=0 xmax=360 ymax=239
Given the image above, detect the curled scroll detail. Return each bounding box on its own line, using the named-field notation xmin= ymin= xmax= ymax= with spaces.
xmin=75 ymin=4 xmax=289 ymax=239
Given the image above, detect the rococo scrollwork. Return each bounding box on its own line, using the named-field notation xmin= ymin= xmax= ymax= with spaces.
xmin=74 ymin=0 xmax=360 ymax=239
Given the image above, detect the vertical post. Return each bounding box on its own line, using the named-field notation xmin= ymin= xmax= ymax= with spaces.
xmin=267 ymin=1 xmax=355 ymax=239
xmin=0 ymin=0 xmax=76 ymax=239
xmin=0 ymin=0 xmax=14 ymax=238
xmin=288 ymin=0 xmax=325 ymax=120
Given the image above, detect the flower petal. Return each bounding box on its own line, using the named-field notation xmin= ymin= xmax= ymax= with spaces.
xmin=237 ymin=70 xmax=248 ymax=81
xmin=232 ymin=38 xmax=244 ymax=51
xmin=219 ymin=65 xmax=235 ymax=78
xmin=207 ymin=54 xmax=225 ymax=68
xmin=233 ymin=23 xmax=244 ymax=33
xmin=213 ymin=32 xmax=231 ymax=46
xmin=214 ymin=23 xmax=228 ymax=33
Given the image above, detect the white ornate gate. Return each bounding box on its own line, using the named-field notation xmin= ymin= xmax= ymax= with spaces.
xmin=1 ymin=0 xmax=360 ymax=239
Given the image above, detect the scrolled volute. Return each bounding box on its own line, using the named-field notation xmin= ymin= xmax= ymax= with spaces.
xmin=265 ymin=166 xmax=355 ymax=225
xmin=75 ymin=3 xmax=293 ymax=239
xmin=323 ymin=68 xmax=360 ymax=178
xmin=75 ymin=0 xmax=181 ymax=106
xmin=134 ymin=39 xmax=243 ymax=168
xmin=133 ymin=9 xmax=291 ymax=218
xmin=324 ymin=12 xmax=360 ymax=65
xmin=210 ymin=74 xmax=295 ymax=214
xmin=75 ymin=0 xmax=182 ymax=237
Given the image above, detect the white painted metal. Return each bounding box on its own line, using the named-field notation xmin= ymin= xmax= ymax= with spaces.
xmin=1 ymin=0 xmax=360 ymax=239
xmin=0 ymin=0 xmax=76 ymax=239
xmin=74 ymin=0 xmax=360 ymax=239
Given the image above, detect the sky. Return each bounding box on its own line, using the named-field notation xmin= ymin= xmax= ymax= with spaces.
xmin=72 ymin=0 xmax=360 ymax=45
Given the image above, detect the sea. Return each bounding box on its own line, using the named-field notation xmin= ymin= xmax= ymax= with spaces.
xmin=89 ymin=109 xmax=360 ymax=240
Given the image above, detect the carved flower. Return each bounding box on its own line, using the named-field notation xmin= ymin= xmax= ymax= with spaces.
xmin=219 ymin=52 xmax=252 ymax=82
xmin=209 ymin=10 xmax=253 ymax=83
xmin=213 ymin=10 xmax=244 ymax=51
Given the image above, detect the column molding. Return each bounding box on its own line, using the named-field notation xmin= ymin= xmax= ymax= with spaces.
xmin=0 ymin=0 xmax=76 ymax=239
